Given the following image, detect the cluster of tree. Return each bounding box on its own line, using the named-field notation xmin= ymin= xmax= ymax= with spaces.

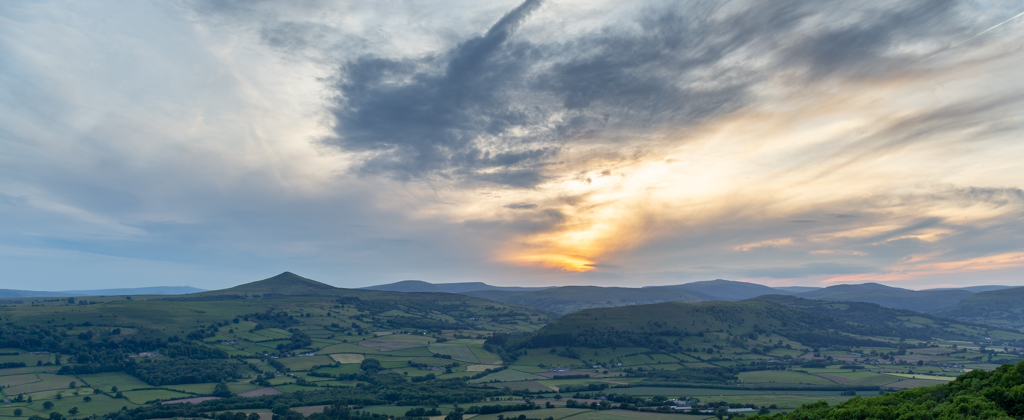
xmin=244 ymin=310 xmax=299 ymax=330
xmin=564 ymin=399 xmax=613 ymax=410
xmin=557 ymin=383 xmax=609 ymax=393
xmin=210 ymin=412 xmax=260 ymax=420
xmin=465 ymin=402 xmax=540 ymax=414
xmin=277 ymin=332 xmax=312 ymax=351
xmin=164 ymin=342 xmax=229 ymax=359
xmin=0 ymin=323 xmax=140 ymax=352
xmin=128 ymin=358 xmax=248 ymax=385
xmin=404 ymin=407 xmax=443 ymax=417
xmin=409 ymin=373 xmax=436 ymax=383
xmin=57 ymin=349 xmax=134 ymax=375
xmin=751 ymin=360 xmax=1024 ymax=419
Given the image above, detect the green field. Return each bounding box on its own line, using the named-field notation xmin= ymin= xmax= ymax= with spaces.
xmin=738 ymin=370 xmax=836 ymax=385
xmin=3 ymin=393 xmax=140 ymax=419
xmin=469 ymin=369 xmax=548 ymax=383
xmin=467 ymin=343 xmax=503 ymax=364
xmin=121 ymin=389 xmax=191 ymax=404
xmin=329 ymin=353 xmax=365 ymax=364
xmin=163 ymin=382 xmax=218 ymax=394
xmin=488 ymin=380 xmax=557 ymax=392
xmin=78 ymin=372 xmax=152 ymax=392
xmin=514 ymin=352 xmax=585 ymax=367
xmin=428 ymin=344 xmax=480 ymax=363
xmin=4 ymin=373 xmax=78 ymax=395
xmin=278 ymin=355 xmax=335 ymax=371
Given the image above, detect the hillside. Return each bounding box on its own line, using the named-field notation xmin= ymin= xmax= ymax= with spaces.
xmin=793 ymin=283 xmax=973 ymax=312
xmin=463 ymin=286 xmax=706 ymax=315
xmin=483 ymin=300 xmax=1023 ymax=396
xmin=925 ymin=285 xmax=1014 ymax=293
xmin=750 ymin=295 xmax=997 ymax=341
xmin=515 ymin=300 xmax=994 ymax=355
xmin=650 ymin=279 xmax=789 ymax=301
xmin=534 ymin=301 xmax=847 ymax=338
xmin=365 ymin=280 xmax=549 ymax=293
xmin=937 ymin=286 xmax=1024 ymax=330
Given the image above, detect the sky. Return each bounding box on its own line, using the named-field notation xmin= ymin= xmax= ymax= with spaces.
xmin=1 ymin=0 xmax=1024 ymax=291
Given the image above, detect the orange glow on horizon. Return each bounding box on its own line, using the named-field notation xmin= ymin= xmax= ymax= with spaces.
xmin=504 ymin=253 xmax=596 ymax=272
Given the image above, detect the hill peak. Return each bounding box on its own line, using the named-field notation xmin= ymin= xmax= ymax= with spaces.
xmin=222 ymin=272 xmax=338 ymax=294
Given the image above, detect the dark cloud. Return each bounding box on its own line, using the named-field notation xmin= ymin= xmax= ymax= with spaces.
xmin=327 ymin=0 xmax=549 ymax=185
xmin=463 ymin=207 xmax=566 ymax=235
xmin=325 ymin=0 xmax=973 ymax=187
xmin=781 ymin=0 xmax=961 ymax=79
xmin=505 ymin=203 xmax=538 ymax=210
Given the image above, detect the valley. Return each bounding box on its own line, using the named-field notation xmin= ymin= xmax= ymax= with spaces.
xmin=1 ymin=274 xmax=1023 ymax=420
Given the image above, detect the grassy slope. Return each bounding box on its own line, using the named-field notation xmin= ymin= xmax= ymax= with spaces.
xmin=462 ymin=286 xmax=706 ymax=316
xmin=537 ymin=301 xmax=839 ymax=336
xmin=749 ymin=295 xmax=1012 ymax=341
xmin=937 ymin=286 xmax=1024 ymax=330
xmin=794 ymin=284 xmax=973 ymax=313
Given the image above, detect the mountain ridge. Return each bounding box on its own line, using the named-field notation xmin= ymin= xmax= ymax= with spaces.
xmin=364 ymin=279 xmax=551 ymax=293
xmin=0 ymin=286 xmax=206 ymax=299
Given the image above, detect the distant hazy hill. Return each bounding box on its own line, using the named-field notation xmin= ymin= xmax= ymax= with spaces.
xmin=526 ymin=299 xmax=1005 ymax=350
xmin=463 ymin=286 xmax=708 ymax=315
xmin=750 ymin=294 xmax=989 ymax=340
xmin=925 ymin=285 xmax=1015 ymax=293
xmin=364 ymin=280 xmax=550 ymax=293
xmin=524 ymin=300 xmax=963 ymax=350
xmin=649 ymin=279 xmax=790 ymax=301
xmin=375 ymin=279 xmax=809 ymax=315
xmin=792 ymin=283 xmax=973 ymax=313
xmin=937 ymin=286 xmax=1024 ymax=330
xmin=0 ymin=286 xmax=205 ymax=299
xmin=774 ymin=286 xmax=821 ymax=293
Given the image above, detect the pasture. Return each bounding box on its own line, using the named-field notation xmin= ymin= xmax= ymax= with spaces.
xmin=121 ymin=389 xmax=191 ymax=404
xmin=329 ymin=353 xmax=365 ymax=364
xmin=428 ymin=343 xmax=480 ymax=363
xmin=469 ymin=369 xmax=547 ymax=383
xmin=79 ymin=372 xmax=151 ymax=391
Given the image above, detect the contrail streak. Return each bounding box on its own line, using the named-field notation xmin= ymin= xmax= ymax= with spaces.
xmin=923 ymin=9 xmax=1024 ymax=60
xmin=947 ymin=9 xmax=1024 ymax=50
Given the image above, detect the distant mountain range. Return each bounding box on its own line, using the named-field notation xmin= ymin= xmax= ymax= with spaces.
xmin=2 ymin=273 xmax=1021 ymax=330
xmin=365 ymin=280 xmax=551 ymax=294
xmin=0 ymin=286 xmax=205 ymax=299
xmin=359 ymin=279 xmax=1019 ymax=316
